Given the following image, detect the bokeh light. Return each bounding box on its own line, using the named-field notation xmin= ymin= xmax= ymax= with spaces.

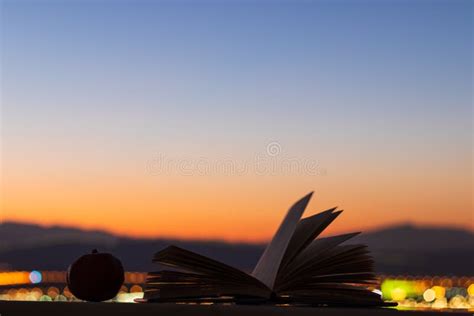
xmin=467 ymin=283 xmax=474 ymax=296
xmin=432 ymin=298 xmax=448 ymax=309
xmin=29 ymin=270 xmax=42 ymax=284
xmin=0 ymin=272 xmax=472 ymax=310
xmin=30 ymin=287 xmax=43 ymax=300
xmin=54 ymin=294 xmax=67 ymax=301
xmin=432 ymin=285 xmax=446 ymax=299
xmin=47 ymin=286 xmax=59 ymax=299
xmin=130 ymin=285 xmax=143 ymax=293
xmin=391 ymin=288 xmax=407 ymax=301
xmin=39 ymin=295 xmax=52 ymax=301
xmin=0 ymin=271 xmax=30 ymax=286
xmin=423 ymin=288 xmax=436 ymax=302
xmin=381 ymin=279 xmax=414 ymax=300
xmin=62 ymin=286 xmax=73 ymax=299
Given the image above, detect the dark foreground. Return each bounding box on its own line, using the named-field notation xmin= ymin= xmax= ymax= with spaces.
xmin=0 ymin=301 xmax=472 ymax=316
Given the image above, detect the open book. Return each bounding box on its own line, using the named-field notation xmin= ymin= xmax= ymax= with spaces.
xmin=142 ymin=192 xmax=391 ymax=306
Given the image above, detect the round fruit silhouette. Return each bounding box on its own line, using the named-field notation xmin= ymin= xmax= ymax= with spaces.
xmin=67 ymin=249 xmax=124 ymax=302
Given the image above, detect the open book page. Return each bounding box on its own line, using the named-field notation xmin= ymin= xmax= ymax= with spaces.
xmin=302 ymin=245 xmax=376 ymax=284
xmin=276 ymin=243 xmax=376 ymax=293
xmin=274 ymin=242 xmax=385 ymax=307
xmin=146 ymin=271 xmax=269 ymax=300
xmin=145 ymin=246 xmax=271 ymax=300
xmin=251 ymin=192 xmax=313 ymax=289
xmin=278 ymin=232 xmax=361 ymax=284
xmin=276 ymin=233 xmax=358 ymax=287
xmin=278 ymin=208 xmax=341 ymax=271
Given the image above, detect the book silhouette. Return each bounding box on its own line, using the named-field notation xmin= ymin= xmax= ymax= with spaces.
xmin=142 ymin=192 xmax=392 ymax=306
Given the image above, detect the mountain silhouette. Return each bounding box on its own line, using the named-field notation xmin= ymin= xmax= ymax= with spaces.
xmin=352 ymin=224 xmax=473 ymax=275
xmin=0 ymin=222 xmax=472 ymax=275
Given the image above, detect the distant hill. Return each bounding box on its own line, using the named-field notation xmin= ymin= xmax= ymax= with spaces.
xmin=0 ymin=221 xmax=472 ymax=275
xmin=352 ymin=224 xmax=474 ymax=275
xmin=0 ymin=222 xmax=119 ymax=252
xmin=0 ymin=221 xmax=262 ymax=272
xmin=353 ymin=224 xmax=474 ymax=251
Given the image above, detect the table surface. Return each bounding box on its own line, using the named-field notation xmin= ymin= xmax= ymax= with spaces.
xmin=1 ymin=301 xmax=473 ymax=316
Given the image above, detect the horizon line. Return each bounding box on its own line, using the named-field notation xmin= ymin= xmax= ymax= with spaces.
xmin=1 ymin=218 xmax=472 ymax=245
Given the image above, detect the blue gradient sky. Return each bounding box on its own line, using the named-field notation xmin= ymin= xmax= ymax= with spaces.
xmin=1 ymin=0 xmax=472 ymax=240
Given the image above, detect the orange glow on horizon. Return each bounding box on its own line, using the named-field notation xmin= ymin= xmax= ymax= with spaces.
xmin=2 ymin=174 xmax=472 ymax=242
xmin=1 ymin=148 xmax=472 ymax=242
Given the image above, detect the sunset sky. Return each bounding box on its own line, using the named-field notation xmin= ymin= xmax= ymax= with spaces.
xmin=1 ymin=0 xmax=472 ymax=242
